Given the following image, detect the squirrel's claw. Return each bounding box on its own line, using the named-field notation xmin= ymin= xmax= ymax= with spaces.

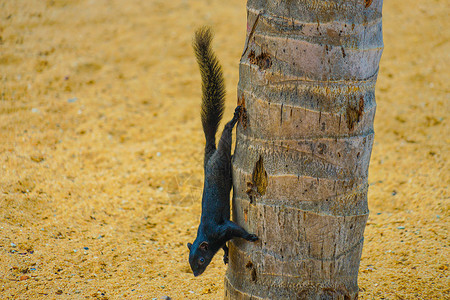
xmin=246 ymin=234 xmax=259 ymax=242
xmin=234 ymin=105 xmax=242 ymax=118
xmin=223 ymin=254 xmax=229 ymax=265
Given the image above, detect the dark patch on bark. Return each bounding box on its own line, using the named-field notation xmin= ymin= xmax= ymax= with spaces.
xmin=317 ymin=143 xmax=327 ymax=155
xmin=245 ymin=261 xmax=257 ymax=282
xmin=280 ymin=103 xmax=284 ymax=124
xmin=246 ymin=156 xmax=268 ymax=203
xmin=365 ymin=0 xmax=373 ymax=8
xmin=346 ymin=96 xmax=365 ymax=131
xmin=250 ymin=267 xmax=257 ymax=282
xmin=238 ymin=95 xmax=248 ymax=129
xmin=253 ymin=156 xmax=268 ymax=195
xmin=246 ymin=182 xmax=256 ymax=204
xmin=341 ymin=47 xmax=346 ymax=58
xmin=248 ymin=50 xmax=272 ymax=70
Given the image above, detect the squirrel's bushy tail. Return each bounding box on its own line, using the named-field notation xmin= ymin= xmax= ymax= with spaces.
xmin=193 ymin=27 xmax=225 ymax=152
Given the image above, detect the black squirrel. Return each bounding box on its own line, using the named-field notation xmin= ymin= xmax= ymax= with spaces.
xmin=187 ymin=27 xmax=258 ymax=277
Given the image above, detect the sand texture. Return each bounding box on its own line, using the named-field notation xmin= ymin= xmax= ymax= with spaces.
xmin=1 ymin=0 xmax=448 ymax=299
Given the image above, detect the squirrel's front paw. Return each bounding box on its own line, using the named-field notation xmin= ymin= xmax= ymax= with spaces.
xmin=246 ymin=234 xmax=259 ymax=242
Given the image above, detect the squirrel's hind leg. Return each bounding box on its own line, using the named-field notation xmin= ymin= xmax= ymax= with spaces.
xmin=216 ymin=106 xmax=242 ymax=157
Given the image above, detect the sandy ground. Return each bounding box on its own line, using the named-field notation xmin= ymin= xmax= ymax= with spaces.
xmin=0 ymin=0 xmax=448 ymax=299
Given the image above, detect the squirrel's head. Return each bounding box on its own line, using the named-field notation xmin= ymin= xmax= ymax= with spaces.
xmin=187 ymin=240 xmax=213 ymax=277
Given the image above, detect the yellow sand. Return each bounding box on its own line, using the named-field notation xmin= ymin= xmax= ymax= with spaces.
xmin=1 ymin=0 xmax=448 ymax=299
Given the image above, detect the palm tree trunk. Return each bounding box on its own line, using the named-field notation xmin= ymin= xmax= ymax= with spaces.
xmin=225 ymin=0 xmax=383 ymax=299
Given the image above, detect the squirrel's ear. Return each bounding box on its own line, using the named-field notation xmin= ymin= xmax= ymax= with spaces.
xmin=199 ymin=241 xmax=209 ymax=251
xmin=187 ymin=243 xmax=192 ymax=250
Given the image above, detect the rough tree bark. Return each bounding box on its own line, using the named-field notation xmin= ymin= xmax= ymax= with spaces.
xmin=225 ymin=0 xmax=383 ymax=299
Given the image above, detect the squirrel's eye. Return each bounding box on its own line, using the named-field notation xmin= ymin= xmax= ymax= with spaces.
xmin=199 ymin=257 xmax=205 ymax=265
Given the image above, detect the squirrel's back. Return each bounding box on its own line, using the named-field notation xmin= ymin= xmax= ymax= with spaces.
xmin=193 ymin=27 xmax=226 ymax=162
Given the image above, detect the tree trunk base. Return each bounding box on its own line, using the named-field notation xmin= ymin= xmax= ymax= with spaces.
xmin=224 ymin=272 xmax=359 ymax=300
